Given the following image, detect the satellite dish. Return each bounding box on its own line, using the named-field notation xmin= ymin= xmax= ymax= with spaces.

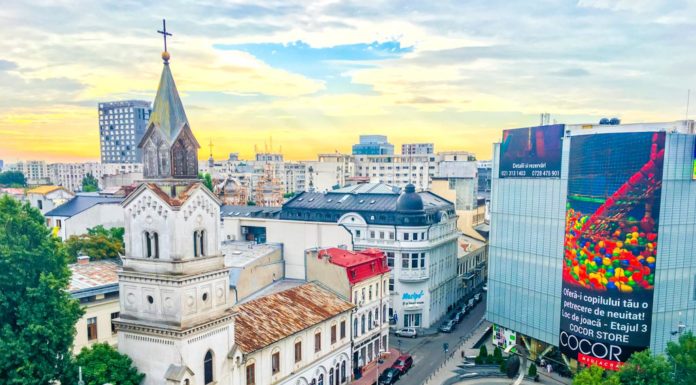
xmin=609 ymin=117 xmax=621 ymax=125
xmin=599 ymin=118 xmax=610 ymax=125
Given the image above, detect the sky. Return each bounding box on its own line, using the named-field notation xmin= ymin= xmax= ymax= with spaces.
xmin=1 ymin=0 xmax=696 ymax=163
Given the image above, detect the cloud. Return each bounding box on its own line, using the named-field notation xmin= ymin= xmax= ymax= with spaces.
xmin=0 ymin=59 xmax=17 ymax=71
xmin=553 ymin=68 xmax=590 ymax=77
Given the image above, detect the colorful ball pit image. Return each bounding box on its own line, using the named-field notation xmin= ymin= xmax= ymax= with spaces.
xmin=563 ymin=132 xmax=665 ymax=294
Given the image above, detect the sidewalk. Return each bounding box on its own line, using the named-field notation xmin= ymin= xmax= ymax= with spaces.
xmin=422 ymin=320 xmax=490 ymax=385
xmin=351 ymin=347 xmax=402 ymax=385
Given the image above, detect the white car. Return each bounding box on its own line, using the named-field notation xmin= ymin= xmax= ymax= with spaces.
xmin=395 ymin=327 xmax=418 ymax=338
xmin=483 ymin=285 xmax=488 ymax=292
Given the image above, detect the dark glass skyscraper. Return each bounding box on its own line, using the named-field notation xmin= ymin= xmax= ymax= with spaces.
xmin=98 ymin=100 xmax=152 ymax=163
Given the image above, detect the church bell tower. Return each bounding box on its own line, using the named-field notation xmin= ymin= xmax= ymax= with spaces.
xmin=115 ymin=20 xmax=235 ymax=385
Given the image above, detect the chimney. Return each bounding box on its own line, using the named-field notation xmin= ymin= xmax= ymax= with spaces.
xmin=77 ymin=255 xmax=90 ymax=265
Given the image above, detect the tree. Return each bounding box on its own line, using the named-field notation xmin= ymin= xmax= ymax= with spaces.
xmin=666 ymin=331 xmax=696 ymax=385
xmin=198 ymin=172 xmax=213 ymax=191
xmin=478 ymin=345 xmax=489 ymax=362
xmin=615 ymin=350 xmax=674 ymax=385
xmin=493 ymin=346 xmax=503 ymax=363
xmin=0 ymin=170 xmax=26 ymax=187
xmin=65 ymin=225 xmax=124 ymax=262
xmin=528 ymin=363 xmax=537 ymax=377
xmin=572 ymin=365 xmax=620 ymax=385
xmin=0 ymin=196 xmax=83 ymax=384
xmin=64 ymin=343 xmax=144 ymax=385
xmin=81 ymin=173 xmax=99 ymax=192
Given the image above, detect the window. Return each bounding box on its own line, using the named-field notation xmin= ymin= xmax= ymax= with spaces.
xmin=340 ymin=320 xmax=346 ymax=339
xmin=411 ymin=253 xmax=419 ymax=268
xmin=331 ymin=325 xmax=337 ymax=344
xmin=369 ymin=285 xmax=372 ymax=301
xmin=56 ymin=219 xmax=62 ymax=229
xmin=361 ymin=288 xmax=365 ymax=302
xmin=37 ymin=200 xmax=43 ymax=210
xmin=245 ymin=364 xmax=255 ymax=385
xmin=361 ymin=314 xmax=366 ymax=334
xmin=379 ymin=231 xmax=385 ymax=239
xmin=329 ymin=368 xmax=334 ymax=385
xmin=368 ymin=312 xmax=372 ymax=330
xmin=370 ymin=231 xmax=375 ymax=239
xmin=271 ymin=351 xmax=280 ymax=374
xmin=389 ymin=232 xmax=395 ymax=240
xmin=353 ymin=319 xmax=358 ymax=337
xmin=383 ymin=304 xmax=388 ymax=323
xmin=87 ymin=317 xmax=97 ymax=341
xmin=314 ymin=332 xmax=322 ymax=352
xmin=376 ymin=283 xmax=379 ymax=298
xmin=194 ymin=230 xmax=206 ymax=257
xmin=401 ymin=253 xmax=409 ymax=269
xmin=375 ymin=308 xmax=379 ymax=324
xmin=110 ymin=312 xmax=119 ymax=334
xmin=404 ymin=233 xmax=409 ymax=241
xmin=204 ymin=350 xmax=214 ymax=385
xmin=420 ymin=252 xmax=426 ymax=268
xmin=341 ymin=361 xmax=346 ymax=383
xmin=387 ymin=252 xmax=394 ymax=267
xmin=318 ymin=374 xmax=324 ymax=385
xmin=295 ymin=341 xmax=302 ymax=362
xmin=355 ymin=230 xmax=361 ymax=238
xmin=413 ymin=232 xmax=418 ymax=241
xmin=404 ymin=313 xmax=422 ymax=327
xmin=353 ymin=291 xmax=358 ymax=304
xmin=144 ymin=231 xmax=159 ymax=258
xmin=389 ymin=278 xmax=394 ymax=292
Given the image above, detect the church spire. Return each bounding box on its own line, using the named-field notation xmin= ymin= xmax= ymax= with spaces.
xmin=139 ymin=20 xmax=200 ymax=180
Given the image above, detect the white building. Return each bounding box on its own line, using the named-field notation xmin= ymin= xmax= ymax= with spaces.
xmin=222 ymin=183 xmax=460 ymax=329
xmin=44 ymin=195 xmax=124 ymax=240
xmin=6 ymin=160 xmax=49 ymax=185
xmin=48 ymin=162 xmax=143 ymax=192
xmin=26 ymin=185 xmax=74 ymax=214
xmin=231 ymin=282 xmax=353 ymax=385
xmin=307 ymin=247 xmax=391 ymax=376
xmin=401 ymin=143 xmax=434 ymax=155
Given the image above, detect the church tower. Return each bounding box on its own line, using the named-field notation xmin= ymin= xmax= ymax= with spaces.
xmin=116 ymin=22 xmax=234 ymax=385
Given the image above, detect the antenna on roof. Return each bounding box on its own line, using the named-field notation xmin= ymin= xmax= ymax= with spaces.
xmin=685 ymin=89 xmax=691 ymax=121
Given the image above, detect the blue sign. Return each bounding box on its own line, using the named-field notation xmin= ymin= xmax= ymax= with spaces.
xmin=402 ymin=290 xmax=425 ymax=301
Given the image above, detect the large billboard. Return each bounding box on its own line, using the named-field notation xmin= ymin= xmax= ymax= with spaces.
xmin=499 ymin=124 xmax=563 ymax=178
xmin=560 ymin=132 xmax=665 ymax=370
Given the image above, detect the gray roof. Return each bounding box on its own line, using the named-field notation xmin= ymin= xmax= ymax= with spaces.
xmin=44 ymin=195 xmax=123 ymax=218
xmin=333 ymin=183 xmax=401 ymax=194
xmin=220 ymin=205 xmax=281 ymax=218
xmin=144 ymin=63 xmax=189 ymax=143
xmin=283 ymin=189 xmax=451 ymax=213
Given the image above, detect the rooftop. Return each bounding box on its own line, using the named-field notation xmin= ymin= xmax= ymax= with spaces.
xmin=27 ymin=185 xmax=68 ymax=195
xmin=68 ymin=258 xmax=120 ymax=292
xmin=220 ymin=205 xmax=281 ymax=219
xmin=234 ymin=282 xmax=354 ymax=353
xmin=222 ymin=241 xmax=283 ymax=288
xmin=44 ymin=195 xmax=123 ymax=218
xmin=317 ymin=247 xmax=390 ymax=284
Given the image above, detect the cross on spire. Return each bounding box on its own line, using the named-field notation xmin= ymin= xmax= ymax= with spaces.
xmin=157 ymin=19 xmax=172 ymax=62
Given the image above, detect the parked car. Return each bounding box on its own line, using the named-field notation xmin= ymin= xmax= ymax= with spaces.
xmin=439 ymin=320 xmax=456 ymax=333
xmin=378 ymin=368 xmax=401 ymax=384
xmin=450 ymin=311 xmax=463 ymax=324
xmin=462 ymin=304 xmax=471 ymax=315
xmin=468 ymin=298 xmax=475 ymax=308
xmin=474 ymin=293 xmax=482 ymax=303
xmin=483 ymin=284 xmax=488 ymax=292
xmin=395 ymin=327 xmax=417 ymax=338
xmin=391 ymin=354 xmax=414 ymax=374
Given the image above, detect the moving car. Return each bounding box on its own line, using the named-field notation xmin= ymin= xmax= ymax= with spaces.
xmin=391 ymin=354 xmax=414 ymax=374
xmin=378 ymin=368 xmax=401 ymax=384
xmin=439 ymin=320 xmax=456 ymax=333
xmin=395 ymin=327 xmax=417 ymax=338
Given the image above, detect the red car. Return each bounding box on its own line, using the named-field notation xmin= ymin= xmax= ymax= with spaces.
xmin=391 ymin=354 xmax=414 ymax=374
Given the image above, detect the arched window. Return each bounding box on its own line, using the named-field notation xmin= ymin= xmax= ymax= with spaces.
xmin=353 ymin=319 xmax=358 ymax=337
xmin=153 ymin=232 xmax=159 ymax=258
xmin=335 ymin=363 xmax=340 ymax=385
xmin=144 ymin=231 xmax=152 ymax=257
xmin=361 ymin=314 xmax=366 ymax=334
xmin=368 ymin=312 xmax=372 ymax=331
xmin=204 ymin=350 xmax=214 ymax=385
xmin=329 ymin=368 xmax=334 ymax=385
xmin=374 ymin=308 xmax=379 ymax=324
xmin=382 ymin=304 xmax=387 ymax=324
xmin=144 ymin=231 xmax=159 ymax=258
xmin=318 ymin=374 xmax=324 ymax=385
xmin=199 ymin=230 xmax=205 ymax=256
xmin=194 ymin=230 xmax=206 ymax=257
xmin=193 ymin=231 xmax=199 ymax=257
xmin=341 ymin=361 xmax=346 ymax=383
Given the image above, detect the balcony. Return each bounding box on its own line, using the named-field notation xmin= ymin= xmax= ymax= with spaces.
xmin=398 ymin=268 xmax=429 ymax=282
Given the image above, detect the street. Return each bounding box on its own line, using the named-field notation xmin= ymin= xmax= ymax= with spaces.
xmin=389 ymin=295 xmax=487 ymax=385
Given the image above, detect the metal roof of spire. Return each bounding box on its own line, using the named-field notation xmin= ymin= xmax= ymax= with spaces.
xmin=147 ymin=62 xmax=190 ymax=142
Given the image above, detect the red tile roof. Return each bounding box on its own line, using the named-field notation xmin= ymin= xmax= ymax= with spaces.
xmin=68 ymin=259 xmax=120 ymax=291
xmin=318 ymin=248 xmax=391 ymax=285
xmin=234 ymin=282 xmax=354 ymax=353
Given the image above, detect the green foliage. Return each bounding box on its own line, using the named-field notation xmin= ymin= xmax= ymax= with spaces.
xmin=65 ymin=225 xmax=124 ymax=261
xmin=493 ymin=346 xmax=503 ymax=361
xmin=528 ymin=363 xmax=537 ymax=377
xmin=283 ymin=192 xmax=296 ymax=199
xmin=0 ymin=196 xmax=83 ymax=384
xmin=198 ymin=172 xmax=213 ymax=191
xmin=65 ymin=343 xmax=145 ymax=385
xmin=247 ymin=201 xmax=257 ymax=206
xmin=474 ymin=355 xmax=483 ymax=365
xmin=499 ymin=359 xmax=507 ymax=373
xmin=667 ymin=331 xmax=696 ymax=385
xmin=616 ymin=350 xmax=674 ymax=385
xmin=81 ymin=173 xmax=99 ymax=192
xmin=0 ymin=170 xmax=26 ymax=187
xmin=572 ymin=365 xmax=620 ymax=385
xmin=479 ymin=345 xmax=489 ymax=359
